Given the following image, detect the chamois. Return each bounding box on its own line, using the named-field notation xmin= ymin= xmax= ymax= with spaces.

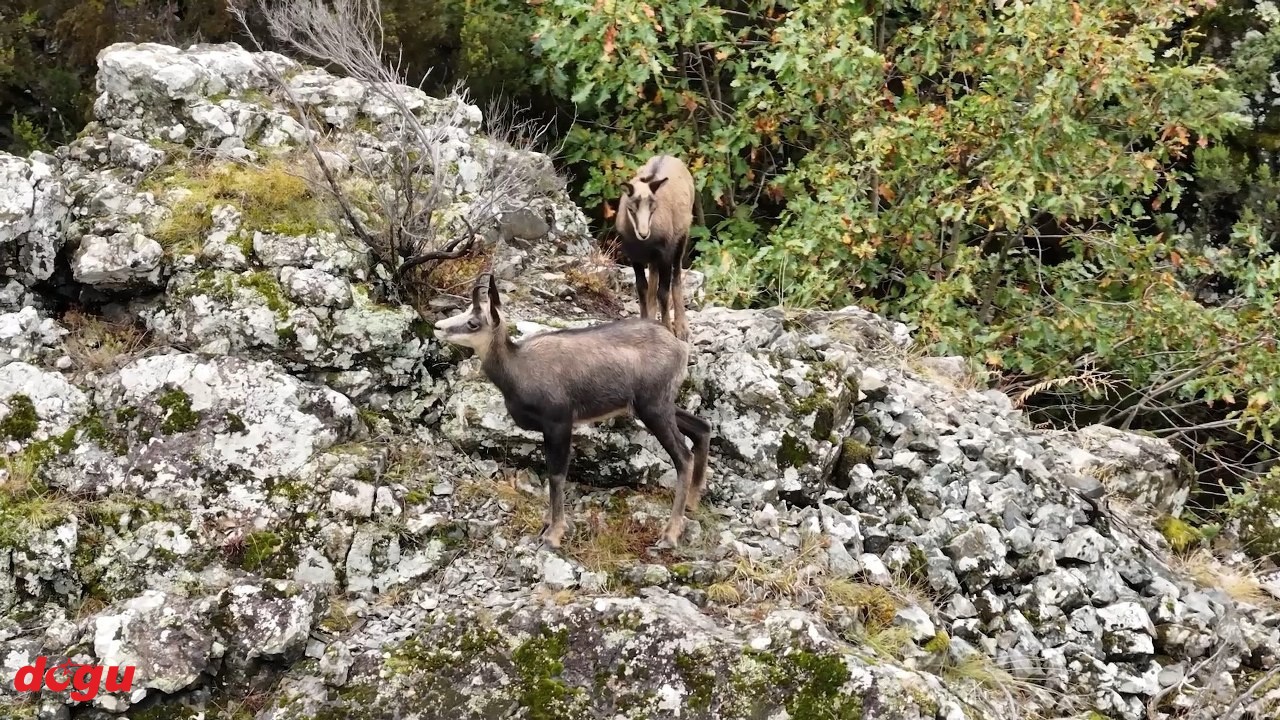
xmin=615 ymin=154 xmax=695 ymax=341
xmin=434 ymin=272 xmax=712 ymax=550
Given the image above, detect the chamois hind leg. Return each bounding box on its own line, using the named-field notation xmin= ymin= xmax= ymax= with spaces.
xmin=676 ymin=408 xmax=711 ymax=511
xmin=671 ymin=236 xmax=690 ymax=341
xmin=635 ymin=403 xmax=693 ymax=549
xmin=632 ymin=262 xmax=652 ymax=320
xmin=654 ymin=257 xmax=676 ymax=336
xmin=539 ymin=420 xmax=573 ymax=549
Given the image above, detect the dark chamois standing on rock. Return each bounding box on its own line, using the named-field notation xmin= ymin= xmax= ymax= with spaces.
xmin=434 ymin=272 xmax=712 ymax=549
xmin=615 ymin=154 xmax=695 ymax=342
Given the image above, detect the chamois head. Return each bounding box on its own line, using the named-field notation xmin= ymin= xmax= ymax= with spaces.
xmin=621 ymin=175 xmax=670 ymax=241
xmin=434 ymin=272 xmax=505 ymax=357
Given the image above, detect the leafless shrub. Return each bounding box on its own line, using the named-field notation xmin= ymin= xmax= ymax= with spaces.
xmin=227 ymin=0 xmax=559 ymax=305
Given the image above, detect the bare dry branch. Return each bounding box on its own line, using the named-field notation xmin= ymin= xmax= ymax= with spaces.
xmin=227 ymin=0 xmax=561 ymax=303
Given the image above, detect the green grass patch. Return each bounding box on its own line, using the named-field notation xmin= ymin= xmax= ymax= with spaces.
xmin=147 ymin=158 xmax=336 ymax=254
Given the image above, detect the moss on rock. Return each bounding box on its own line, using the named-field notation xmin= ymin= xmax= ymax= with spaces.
xmin=149 ymin=158 xmax=337 ymax=255
xmin=1156 ymin=515 xmax=1203 ymax=554
xmin=157 ymin=388 xmax=200 ymax=434
xmin=241 ymin=270 xmax=290 ymax=317
xmin=1 ymin=394 xmax=38 ymax=440
xmin=832 ymin=438 xmax=875 ymax=489
xmin=777 ymin=432 xmax=812 ymax=470
xmin=512 ymin=627 xmax=589 ymax=720
xmin=731 ymin=649 xmax=864 ymax=719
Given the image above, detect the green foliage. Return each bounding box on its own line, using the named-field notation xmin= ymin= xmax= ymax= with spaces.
xmin=239 ymin=530 xmax=284 ymax=572
xmin=1219 ymin=466 xmax=1280 ymax=559
xmin=528 ymin=0 xmax=1280 ymax=528
xmin=0 ymin=394 xmax=38 ymax=440
xmin=511 ymin=627 xmax=589 ymax=720
xmin=732 ymin=649 xmax=864 ymax=719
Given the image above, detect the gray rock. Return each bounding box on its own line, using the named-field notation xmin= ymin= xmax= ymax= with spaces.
xmin=540 ymin=553 xmax=578 ymax=591
xmin=280 ymin=267 xmax=353 ymax=308
xmin=894 ymin=604 xmax=937 ymax=642
xmin=1058 ymin=527 xmax=1111 ymax=564
xmin=946 ymin=524 xmax=1012 ymax=587
xmin=73 ymin=230 xmax=166 ymax=289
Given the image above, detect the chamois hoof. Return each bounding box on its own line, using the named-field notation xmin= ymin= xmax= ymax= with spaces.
xmin=538 ymin=522 xmax=567 ymax=550
xmin=651 ymin=518 xmax=686 ymax=552
xmin=649 ymin=535 xmax=681 ymax=553
xmin=684 ymin=492 xmax=702 ymax=513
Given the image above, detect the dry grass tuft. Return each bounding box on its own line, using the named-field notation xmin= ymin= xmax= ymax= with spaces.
xmin=564 ymin=265 xmax=612 ymax=298
xmin=425 ymin=248 xmax=490 ymax=297
xmin=0 ymin=464 xmax=74 ymax=547
xmin=568 ymin=498 xmax=661 ymax=574
xmin=61 ymin=309 xmax=150 ymax=374
xmin=490 ymin=474 xmax=546 ymax=539
xmin=591 ymin=237 xmax=623 ymax=266
xmin=818 ymin=576 xmax=901 ymax=628
xmin=0 ymin=452 xmax=42 ymax=499
xmin=938 ymin=651 xmax=1070 ymax=715
xmin=1170 ymin=549 xmax=1276 ymax=607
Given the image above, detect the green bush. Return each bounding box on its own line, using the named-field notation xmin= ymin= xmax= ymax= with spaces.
xmin=525 ymin=0 xmax=1280 ymax=553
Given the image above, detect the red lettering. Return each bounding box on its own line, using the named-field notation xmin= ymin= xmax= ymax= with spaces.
xmin=104 ymin=665 xmax=135 ymax=693
xmin=13 ymin=657 xmax=46 ymax=692
xmin=70 ymin=665 xmax=103 ymax=702
xmin=44 ymin=661 xmax=74 ymax=692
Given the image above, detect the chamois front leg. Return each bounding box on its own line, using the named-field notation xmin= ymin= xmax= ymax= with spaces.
xmin=645 ymin=261 xmax=660 ymax=321
xmin=632 ymin=263 xmax=652 ymax=320
xmin=671 ymin=237 xmax=690 ymax=342
xmin=654 ymin=258 xmax=676 ymax=337
xmin=539 ymin=420 xmax=573 ymax=550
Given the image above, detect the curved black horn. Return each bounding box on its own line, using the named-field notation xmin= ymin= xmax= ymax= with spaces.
xmin=470 ymin=271 xmax=488 ymax=308
xmin=487 ymin=273 xmax=502 ymax=322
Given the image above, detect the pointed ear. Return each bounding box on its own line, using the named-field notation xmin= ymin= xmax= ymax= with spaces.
xmin=620 ymin=181 xmax=634 ymax=197
xmin=648 ymin=177 xmax=669 ymax=194
xmin=487 ymin=274 xmax=502 ymax=322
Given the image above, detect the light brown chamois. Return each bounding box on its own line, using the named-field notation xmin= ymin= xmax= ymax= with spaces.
xmin=434 ymin=272 xmax=712 ymax=550
xmin=615 ymin=154 xmax=695 ymax=341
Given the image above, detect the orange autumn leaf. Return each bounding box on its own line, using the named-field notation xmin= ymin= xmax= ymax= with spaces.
xmin=1071 ymin=2 xmax=1082 ymax=24
xmin=877 ymin=184 xmax=896 ymax=202
xmin=641 ymin=3 xmax=655 ymax=19
xmin=603 ymin=201 xmax=616 ymax=220
xmin=1170 ymin=250 xmax=1182 ymax=267
xmin=603 ymin=24 xmax=618 ymax=60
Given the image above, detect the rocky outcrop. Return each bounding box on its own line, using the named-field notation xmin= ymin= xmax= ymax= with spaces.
xmin=0 ymin=42 xmax=1277 ymax=720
